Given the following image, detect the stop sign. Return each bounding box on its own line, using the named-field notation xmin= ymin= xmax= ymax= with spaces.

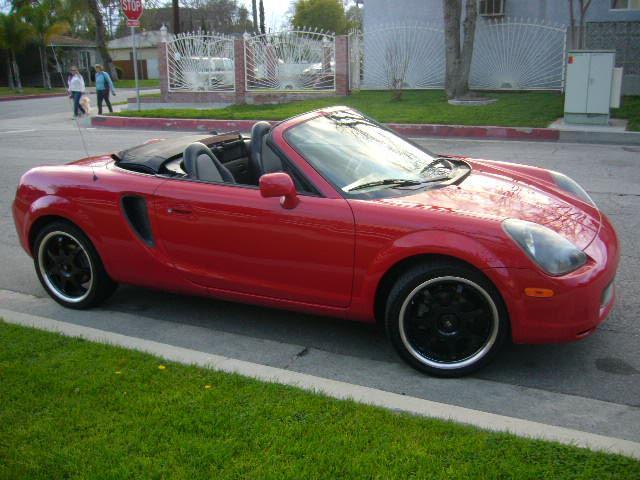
xmin=121 ymin=0 xmax=143 ymax=22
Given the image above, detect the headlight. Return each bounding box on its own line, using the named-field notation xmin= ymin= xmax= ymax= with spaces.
xmin=503 ymin=219 xmax=587 ymax=276
xmin=550 ymin=171 xmax=596 ymax=208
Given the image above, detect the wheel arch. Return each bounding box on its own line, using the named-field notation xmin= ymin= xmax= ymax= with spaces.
xmin=373 ymin=253 xmax=497 ymax=327
xmin=28 ymin=215 xmax=83 ymax=254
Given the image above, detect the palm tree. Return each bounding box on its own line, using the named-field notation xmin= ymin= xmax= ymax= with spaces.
xmin=0 ymin=12 xmax=33 ymax=91
xmin=24 ymin=0 xmax=70 ymax=88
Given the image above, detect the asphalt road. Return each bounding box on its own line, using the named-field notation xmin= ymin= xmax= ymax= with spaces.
xmin=1 ymin=95 xmax=640 ymax=441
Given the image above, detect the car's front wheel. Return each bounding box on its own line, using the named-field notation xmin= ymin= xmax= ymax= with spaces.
xmin=34 ymin=221 xmax=117 ymax=309
xmin=385 ymin=260 xmax=508 ymax=377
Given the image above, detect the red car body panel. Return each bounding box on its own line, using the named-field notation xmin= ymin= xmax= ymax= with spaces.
xmin=12 ymin=108 xmax=620 ymax=345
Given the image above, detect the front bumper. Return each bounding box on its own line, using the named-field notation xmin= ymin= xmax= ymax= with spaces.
xmin=486 ymin=213 xmax=620 ymax=344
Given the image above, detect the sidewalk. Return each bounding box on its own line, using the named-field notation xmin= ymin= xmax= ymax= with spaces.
xmin=91 ymin=114 xmax=640 ymax=145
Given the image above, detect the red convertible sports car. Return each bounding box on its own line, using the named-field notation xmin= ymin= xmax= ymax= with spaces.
xmin=12 ymin=107 xmax=619 ymax=376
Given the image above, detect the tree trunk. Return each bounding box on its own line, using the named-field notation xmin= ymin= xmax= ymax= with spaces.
xmin=11 ymin=50 xmax=23 ymax=91
xmin=6 ymin=53 xmax=15 ymax=90
xmin=568 ymin=0 xmax=576 ymax=49
xmin=172 ymin=0 xmax=180 ymax=34
xmin=259 ymin=0 xmax=265 ymax=34
xmin=38 ymin=45 xmax=52 ymax=89
xmin=251 ymin=0 xmax=258 ymax=33
xmin=443 ymin=0 xmax=477 ymax=99
xmin=87 ymin=0 xmax=118 ymax=81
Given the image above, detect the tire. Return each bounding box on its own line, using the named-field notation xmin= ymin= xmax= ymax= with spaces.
xmin=33 ymin=221 xmax=117 ymax=309
xmin=385 ymin=260 xmax=509 ymax=377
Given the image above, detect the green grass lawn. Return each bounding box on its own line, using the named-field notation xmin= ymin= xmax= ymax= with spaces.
xmin=0 ymin=87 xmax=67 ymax=97
xmin=111 ymin=90 xmax=566 ymax=128
xmin=612 ymin=96 xmax=640 ymax=131
xmin=114 ymin=79 xmax=160 ymax=89
xmin=1 ymin=321 xmax=639 ymax=479
xmin=110 ymin=90 xmax=640 ymax=131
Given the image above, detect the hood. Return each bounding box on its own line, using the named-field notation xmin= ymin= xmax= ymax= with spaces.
xmin=375 ymin=164 xmax=600 ymax=250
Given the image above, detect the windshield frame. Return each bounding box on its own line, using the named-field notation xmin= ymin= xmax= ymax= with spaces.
xmin=282 ymin=109 xmax=457 ymax=200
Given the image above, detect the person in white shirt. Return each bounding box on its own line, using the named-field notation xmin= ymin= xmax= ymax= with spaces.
xmin=68 ymin=66 xmax=86 ymax=118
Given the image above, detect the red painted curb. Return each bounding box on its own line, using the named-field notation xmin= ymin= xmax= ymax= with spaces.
xmin=0 ymin=92 xmax=68 ymax=102
xmin=91 ymin=115 xmax=560 ymax=142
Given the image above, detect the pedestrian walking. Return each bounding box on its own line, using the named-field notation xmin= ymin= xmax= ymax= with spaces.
xmin=68 ymin=66 xmax=86 ymax=119
xmin=94 ymin=64 xmax=116 ymax=115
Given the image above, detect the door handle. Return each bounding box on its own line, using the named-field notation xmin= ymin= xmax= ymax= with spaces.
xmin=167 ymin=205 xmax=193 ymax=215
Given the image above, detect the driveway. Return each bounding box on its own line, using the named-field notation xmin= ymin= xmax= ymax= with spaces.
xmin=1 ymin=96 xmax=639 ymax=442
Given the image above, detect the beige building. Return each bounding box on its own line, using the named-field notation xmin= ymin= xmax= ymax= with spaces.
xmin=108 ymin=30 xmax=164 ymax=79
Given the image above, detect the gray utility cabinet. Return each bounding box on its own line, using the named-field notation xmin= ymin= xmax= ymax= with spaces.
xmin=564 ymin=50 xmax=615 ymax=125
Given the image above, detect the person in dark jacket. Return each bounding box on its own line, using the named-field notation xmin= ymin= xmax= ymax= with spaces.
xmin=94 ymin=64 xmax=116 ymax=115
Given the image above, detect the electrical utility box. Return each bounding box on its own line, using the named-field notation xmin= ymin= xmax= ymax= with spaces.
xmin=564 ymin=50 xmax=617 ymax=125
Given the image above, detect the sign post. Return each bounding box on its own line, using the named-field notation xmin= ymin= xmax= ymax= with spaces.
xmin=120 ymin=0 xmax=144 ymax=111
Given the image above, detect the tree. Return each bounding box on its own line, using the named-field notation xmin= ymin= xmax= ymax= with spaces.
xmin=292 ymin=0 xmax=347 ymax=33
xmin=383 ymin=36 xmax=416 ymax=101
xmin=251 ymin=0 xmax=258 ymax=33
xmin=0 ymin=11 xmax=33 ymax=91
xmin=172 ymin=0 xmax=180 ymax=33
xmin=259 ymin=0 xmax=265 ymax=34
xmin=24 ymin=0 xmax=70 ymax=88
xmin=345 ymin=4 xmax=362 ymax=31
xmin=442 ymin=0 xmax=477 ymax=99
xmin=568 ymin=0 xmax=592 ymax=49
xmin=86 ymin=0 xmax=118 ymax=80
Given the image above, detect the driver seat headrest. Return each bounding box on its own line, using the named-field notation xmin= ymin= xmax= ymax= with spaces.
xmin=183 ymin=142 xmax=235 ymax=184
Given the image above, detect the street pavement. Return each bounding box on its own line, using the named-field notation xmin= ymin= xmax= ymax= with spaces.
xmin=1 ymin=95 xmax=639 ymax=441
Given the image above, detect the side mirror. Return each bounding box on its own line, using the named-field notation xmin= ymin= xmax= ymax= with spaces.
xmin=259 ymin=172 xmax=299 ymax=209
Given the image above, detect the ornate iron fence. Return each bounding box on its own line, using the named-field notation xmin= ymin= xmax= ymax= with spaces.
xmin=470 ymin=18 xmax=567 ymax=91
xmin=244 ymin=29 xmax=336 ymax=91
xmin=354 ymin=23 xmax=445 ymax=90
xmin=166 ymin=31 xmax=235 ymax=92
xmin=351 ymin=19 xmax=568 ymax=92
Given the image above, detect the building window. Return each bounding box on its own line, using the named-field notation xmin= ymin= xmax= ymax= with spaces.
xmin=479 ymin=0 xmax=505 ymax=16
xmin=612 ymin=0 xmax=640 ymax=10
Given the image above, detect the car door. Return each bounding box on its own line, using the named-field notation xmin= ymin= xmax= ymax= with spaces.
xmin=153 ymin=179 xmax=355 ymax=308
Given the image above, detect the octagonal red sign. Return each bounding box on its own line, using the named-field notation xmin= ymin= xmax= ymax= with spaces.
xmin=121 ymin=0 xmax=143 ymax=21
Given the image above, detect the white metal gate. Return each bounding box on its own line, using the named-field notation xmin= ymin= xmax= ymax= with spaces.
xmin=244 ymin=29 xmax=335 ymax=91
xmin=470 ymin=18 xmax=567 ymax=91
xmin=166 ymin=31 xmax=235 ymax=92
xmin=354 ymin=23 xmax=445 ymax=90
xmin=351 ymin=19 xmax=568 ymax=91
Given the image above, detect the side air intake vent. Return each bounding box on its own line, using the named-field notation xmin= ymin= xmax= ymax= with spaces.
xmin=121 ymin=195 xmax=154 ymax=246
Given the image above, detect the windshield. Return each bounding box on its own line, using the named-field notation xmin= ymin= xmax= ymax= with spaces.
xmin=284 ymin=110 xmax=451 ymax=197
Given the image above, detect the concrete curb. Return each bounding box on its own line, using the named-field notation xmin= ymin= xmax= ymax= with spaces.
xmin=2 ymin=306 xmax=640 ymax=461
xmin=0 ymin=92 xmax=68 ymax=102
xmin=91 ymin=115 xmax=560 ymax=141
xmin=91 ymin=115 xmax=640 ymax=144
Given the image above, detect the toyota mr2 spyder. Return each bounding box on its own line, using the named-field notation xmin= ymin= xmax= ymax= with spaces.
xmin=12 ymin=107 xmax=619 ymax=376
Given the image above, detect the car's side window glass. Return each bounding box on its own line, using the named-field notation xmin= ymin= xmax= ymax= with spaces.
xmin=265 ymin=137 xmax=319 ymax=196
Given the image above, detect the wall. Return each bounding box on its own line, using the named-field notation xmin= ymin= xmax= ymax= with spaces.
xmin=363 ymin=0 xmax=640 ymax=94
xmin=111 ymin=47 xmax=160 ymax=79
xmin=363 ymin=0 xmax=640 ymax=27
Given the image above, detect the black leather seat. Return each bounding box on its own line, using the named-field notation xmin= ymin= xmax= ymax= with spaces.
xmin=183 ymin=142 xmax=235 ymax=184
xmin=248 ymin=121 xmax=272 ymax=183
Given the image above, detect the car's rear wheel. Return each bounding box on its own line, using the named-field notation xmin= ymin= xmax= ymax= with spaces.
xmin=385 ymin=261 xmax=508 ymax=377
xmin=34 ymin=221 xmax=117 ymax=309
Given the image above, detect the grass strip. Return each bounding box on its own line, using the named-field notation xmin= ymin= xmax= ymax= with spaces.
xmin=0 ymin=87 xmax=67 ymax=97
xmin=114 ymin=79 xmax=160 ymax=89
xmin=110 ymin=90 xmax=565 ymax=128
xmin=0 ymin=320 xmax=639 ymax=479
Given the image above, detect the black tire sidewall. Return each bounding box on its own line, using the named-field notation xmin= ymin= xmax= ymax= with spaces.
xmin=385 ymin=261 xmax=509 ymax=377
xmin=33 ymin=221 xmax=116 ymax=309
